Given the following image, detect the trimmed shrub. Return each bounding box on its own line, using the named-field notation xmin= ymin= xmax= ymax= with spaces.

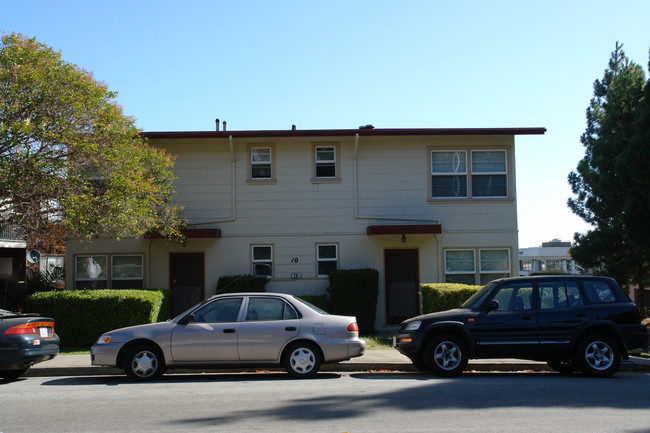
xmin=26 ymin=289 xmax=169 ymax=347
xmin=328 ymin=268 xmax=378 ymax=334
xmin=296 ymin=295 xmax=329 ymax=312
xmin=216 ymin=275 xmax=267 ymax=294
xmin=421 ymin=283 xmax=481 ymax=314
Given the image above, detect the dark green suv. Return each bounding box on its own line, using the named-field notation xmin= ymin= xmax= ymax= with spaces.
xmin=394 ymin=276 xmax=648 ymax=377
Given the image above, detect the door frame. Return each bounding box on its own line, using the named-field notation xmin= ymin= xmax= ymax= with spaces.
xmin=384 ymin=248 xmax=420 ymax=325
xmin=169 ymin=252 xmax=205 ymax=316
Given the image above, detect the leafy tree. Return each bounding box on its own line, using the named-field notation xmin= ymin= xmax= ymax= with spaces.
xmin=0 ymin=33 xmax=184 ymax=243
xmin=568 ymin=42 xmax=649 ymax=315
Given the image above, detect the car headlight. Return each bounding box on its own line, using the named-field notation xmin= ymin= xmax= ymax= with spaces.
xmin=404 ymin=320 xmax=422 ymax=331
xmin=96 ymin=335 xmax=112 ymax=345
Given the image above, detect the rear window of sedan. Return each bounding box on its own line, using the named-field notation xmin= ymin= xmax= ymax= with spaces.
xmin=245 ymin=297 xmax=298 ymax=321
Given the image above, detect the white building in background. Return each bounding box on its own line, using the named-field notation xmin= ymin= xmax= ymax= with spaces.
xmin=65 ymin=126 xmax=546 ymax=331
xmin=519 ymin=239 xmax=580 ymax=276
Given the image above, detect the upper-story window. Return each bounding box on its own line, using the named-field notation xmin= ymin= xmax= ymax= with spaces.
xmin=431 ymin=150 xmax=508 ymax=199
xmin=312 ymin=143 xmax=340 ymax=182
xmin=315 ymin=146 xmax=336 ymax=178
xmin=431 ymin=151 xmax=467 ymax=198
xmin=471 ymin=150 xmax=507 ymax=198
xmin=250 ymin=146 xmax=273 ymax=180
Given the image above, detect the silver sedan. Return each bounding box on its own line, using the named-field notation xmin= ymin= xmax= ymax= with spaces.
xmin=91 ymin=292 xmax=366 ymax=380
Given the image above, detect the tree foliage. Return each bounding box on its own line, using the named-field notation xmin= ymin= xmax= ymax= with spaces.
xmin=568 ymin=43 xmax=650 ymax=314
xmin=0 ymin=33 xmax=184 ymax=242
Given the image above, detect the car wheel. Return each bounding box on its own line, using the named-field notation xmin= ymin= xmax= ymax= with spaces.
xmin=124 ymin=345 xmax=166 ymax=381
xmin=547 ymin=360 xmax=576 ymax=374
xmin=424 ymin=334 xmax=468 ymax=377
xmin=282 ymin=342 xmax=322 ymax=378
xmin=576 ymin=334 xmax=620 ymax=377
xmin=0 ymin=368 xmax=29 ymax=381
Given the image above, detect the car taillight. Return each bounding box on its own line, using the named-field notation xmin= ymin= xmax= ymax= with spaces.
xmin=4 ymin=322 xmax=54 ymax=336
xmin=347 ymin=322 xmax=359 ymax=332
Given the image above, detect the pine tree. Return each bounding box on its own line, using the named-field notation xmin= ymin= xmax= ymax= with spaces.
xmin=568 ymin=43 xmax=648 ymax=316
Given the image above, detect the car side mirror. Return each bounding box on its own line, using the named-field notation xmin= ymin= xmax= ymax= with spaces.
xmin=178 ymin=313 xmax=196 ymax=325
xmin=486 ymin=300 xmax=499 ymax=312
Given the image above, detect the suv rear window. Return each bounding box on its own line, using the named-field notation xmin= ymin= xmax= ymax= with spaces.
xmin=582 ymin=280 xmax=618 ymax=304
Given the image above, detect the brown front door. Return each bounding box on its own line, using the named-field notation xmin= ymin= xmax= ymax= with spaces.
xmin=385 ymin=249 xmax=420 ymax=325
xmin=170 ymin=253 xmax=204 ymax=317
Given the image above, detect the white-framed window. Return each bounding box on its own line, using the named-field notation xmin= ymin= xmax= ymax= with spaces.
xmin=444 ymin=250 xmax=476 ymax=284
xmin=444 ymin=248 xmax=511 ymax=285
xmin=111 ymin=255 xmax=144 ymax=289
xmin=316 ymin=244 xmax=338 ymax=277
xmin=250 ymin=146 xmax=272 ymax=179
xmin=315 ymin=145 xmax=336 ymax=179
xmin=471 ymin=150 xmax=507 ymax=198
xmin=479 ymin=249 xmax=511 ymax=285
xmin=75 ymin=255 xmax=108 ymax=289
xmin=431 ymin=151 xmax=467 ymax=198
xmin=431 ymin=149 xmax=508 ymax=199
xmin=252 ymin=245 xmax=273 ymax=277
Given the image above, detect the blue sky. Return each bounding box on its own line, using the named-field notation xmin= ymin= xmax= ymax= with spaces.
xmin=3 ymin=0 xmax=649 ymax=247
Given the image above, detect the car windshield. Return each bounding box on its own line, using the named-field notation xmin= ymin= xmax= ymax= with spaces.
xmin=292 ymin=297 xmax=329 ymax=315
xmin=461 ymin=282 xmax=497 ymax=309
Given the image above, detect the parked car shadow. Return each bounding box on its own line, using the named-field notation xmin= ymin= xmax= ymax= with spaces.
xmin=40 ymin=372 xmax=342 ymax=386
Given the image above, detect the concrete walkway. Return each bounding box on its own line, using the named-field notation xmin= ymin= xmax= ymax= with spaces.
xmin=25 ymin=350 xmax=650 ymax=377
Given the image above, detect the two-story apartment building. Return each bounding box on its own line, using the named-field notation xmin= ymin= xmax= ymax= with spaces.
xmin=65 ymin=126 xmax=545 ymax=331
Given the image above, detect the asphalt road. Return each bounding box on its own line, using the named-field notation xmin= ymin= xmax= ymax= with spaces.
xmin=3 ymin=372 xmax=650 ymax=433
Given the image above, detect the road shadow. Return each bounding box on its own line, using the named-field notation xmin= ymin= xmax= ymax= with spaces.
xmin=163 ymin=372 xmax=650 ymax=428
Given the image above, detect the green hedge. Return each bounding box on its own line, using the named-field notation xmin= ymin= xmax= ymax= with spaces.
xmin=216 ymin=275 xmax=268 ymax=294
xmin=296 ymin=295 xmax=329 ymax=312
xmin=26 ymin=289 xmax=170 ymax=347
xmin=421 ymin=283 xmax=481 ymax=314
xmin=328 ymin=268 xmax=378 ymax=334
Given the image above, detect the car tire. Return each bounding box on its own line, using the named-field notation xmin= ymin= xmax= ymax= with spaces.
xmin=0 ymin=368 xmax=29 ymax=381
xmin=547 ymin=360 xmax=576 ymax=374
xmin=124 ymin=345 xmax=166 ymax=381
xmin=423 ymin=334 xmax=468 ymax=377
xmin=282 ymin=342 xmax=322 ymax=378
xmin=576 ymin=334 xmax=621 ymax=377
xmin=409 ymin=356 xmax=427 ymax=371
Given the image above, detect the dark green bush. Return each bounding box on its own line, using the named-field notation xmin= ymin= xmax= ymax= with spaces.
xmin=26 ymin=289 xmax=169 ymax=347
xmin=421 ymin=283 xmax=481 ymax=313
xmin=296 ymin=295 xmax=329 ymax=312
xmin=328 ymin=268 xmax=378 ymax=334
xmin=216 ymin=275 xmax=267 ymax=294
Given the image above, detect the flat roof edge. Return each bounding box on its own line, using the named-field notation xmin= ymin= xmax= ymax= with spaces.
xmin=142 ymin=127 xmax=546 ymax=139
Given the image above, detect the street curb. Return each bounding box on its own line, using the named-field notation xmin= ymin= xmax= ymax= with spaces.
xmin=24 ymin=358 xmax=650 ymax=377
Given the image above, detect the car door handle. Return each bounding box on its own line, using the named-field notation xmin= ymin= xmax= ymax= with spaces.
xmin=223 ymin=328 xmax=236 ymax=333
xmin=575 ymin=312 xmax=587 ymax=317
xmin=521 ymin=315 xmax=534 ymax=320
xmin=285 ymin=326 xmax=297 ymax=331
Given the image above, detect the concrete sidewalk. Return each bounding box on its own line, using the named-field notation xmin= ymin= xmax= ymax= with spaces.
xmin=25 ymin=349 xmax=650 ymax=377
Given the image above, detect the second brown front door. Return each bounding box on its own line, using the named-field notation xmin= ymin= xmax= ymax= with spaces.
xmin=385 ymin=249 xmax=420 ymax=325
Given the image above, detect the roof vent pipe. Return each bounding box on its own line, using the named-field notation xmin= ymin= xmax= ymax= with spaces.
xmin=223 ymin=121 xmax=227 ymax=131
xmin=215 ymin=119 xmax=220 ymax=131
